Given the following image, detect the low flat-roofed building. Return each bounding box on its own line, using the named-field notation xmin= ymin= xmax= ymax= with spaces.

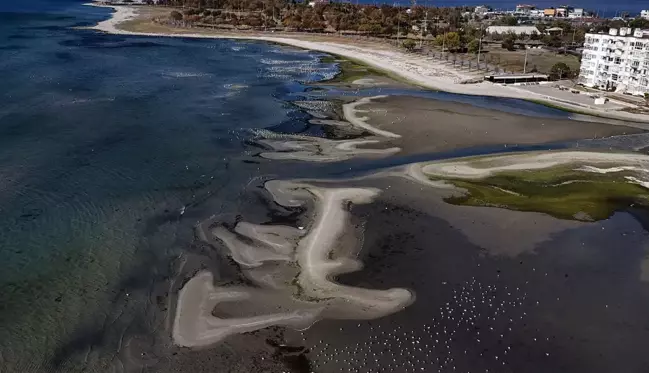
xmin=486 ymin=25 xmax=541 ymax=36
xmin=484 ymin=73 xmax=549 ymax=84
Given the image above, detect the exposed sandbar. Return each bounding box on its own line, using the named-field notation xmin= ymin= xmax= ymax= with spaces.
xmin=416 ymin=151 xmax=649 ymax=181
xmin=173 ymin=181 xmax=414 ymax=347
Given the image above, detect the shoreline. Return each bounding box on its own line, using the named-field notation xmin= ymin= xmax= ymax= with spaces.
xmin=85 ymin=3 xmax=649 ymax=124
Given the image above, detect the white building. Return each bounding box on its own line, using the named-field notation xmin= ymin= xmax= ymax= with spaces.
xmin=515 ymin=4 xmax=535 ymax=14
xmin=474 ymin=5 xmax=489 ymax=15
xmin=568 ymin=8 xmax=584 ymax=18
xmin=486 ymin=25 xmax=541 ymax=36
xmin=579 ymin=28 xmax=649 ymax=96
xmin=642 ymin=10 xmax=649 ymax=20
xmin=529 ymin=9 xmax=544 ymax=18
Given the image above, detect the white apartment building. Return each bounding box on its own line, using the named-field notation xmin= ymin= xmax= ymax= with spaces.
xmin=579 ymin=27 xmax=649 ymax=96
xmin=642 ymin=10 xmax=649 ymax=20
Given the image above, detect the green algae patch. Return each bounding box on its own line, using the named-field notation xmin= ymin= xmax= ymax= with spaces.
xmin=322 ymin=56 xmax=387 ymax=83
xmin=439 ymin=166 xmax=649 ymax=221
xmin=318 ymin=55 xmax=410 ymax=85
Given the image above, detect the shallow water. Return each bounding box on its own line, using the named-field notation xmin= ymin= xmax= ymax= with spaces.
xmin=2 ymin=2 xmax=649 ymax=373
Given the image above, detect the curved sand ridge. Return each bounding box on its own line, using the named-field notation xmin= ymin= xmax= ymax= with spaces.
xmin=173 ymin=180 xmax=414 ymax=347
xmin=254 ymin=95 xmax=401 ymax=162
xmin=413 ymin=151 xmax=649 ymax=183
xmin=342 ymin=96 xmax=401 ymax=139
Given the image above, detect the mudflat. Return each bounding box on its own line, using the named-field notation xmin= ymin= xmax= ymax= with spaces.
xmin=359 ymin=95 xmax=645 ymax=155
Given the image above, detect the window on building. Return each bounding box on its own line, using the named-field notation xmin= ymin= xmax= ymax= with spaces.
xmin=614 ymin=57 xmax=622 ymax=65
xmin=612 ymin=74 xmax=618 ymax=81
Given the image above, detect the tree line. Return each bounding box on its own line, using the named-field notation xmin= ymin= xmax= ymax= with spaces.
xmin=154 ymin=0 xmax=649 ymax=54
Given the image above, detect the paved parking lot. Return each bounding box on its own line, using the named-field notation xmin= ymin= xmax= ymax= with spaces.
xmin=513 ymin=83 xmax=625 ymax=111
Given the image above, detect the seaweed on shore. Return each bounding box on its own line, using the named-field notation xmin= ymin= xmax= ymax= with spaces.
xmin=319 ymin=56 xmax=393 ymax=84
xmin=438 ymin=166 xmax=649 ymax=221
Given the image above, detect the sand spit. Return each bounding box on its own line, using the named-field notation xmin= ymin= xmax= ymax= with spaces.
xmin=292 ymin=185 xmax=412 ymax=314
xmin=252 ymin=95 xmax=401 ymax=162
xmin=173 ymin=181 xmax=413 ymax=347
xmin=172 ymin=271 xmax=322 ymax=348
xmin=210 ymin=222 xmax=301 ymax=267
xmin=256 ymin=136 xmax=399 ymax=162
xmin=342 ymin=96 xmax=401 ymax=139
xmin=415 ymin=151 xmax=649 ymax=182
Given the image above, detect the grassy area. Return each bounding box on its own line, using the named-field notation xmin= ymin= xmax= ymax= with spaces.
xmin=440 ymin=166 xmax=649 ymax=221
xmin=482 ymin=47 xmax=581 ymax=75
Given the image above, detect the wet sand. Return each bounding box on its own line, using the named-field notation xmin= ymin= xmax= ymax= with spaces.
xmin=173 ymin=180 xmax=414 ymax=348
xmin=303 ymin=176 xmax=649 ymax=373
xmin=359 ymin=95 xmax=645 ymax=155
xmin=162 ymin=89 xmax=649 ymax=372
xmin=63 ymin=35 xmax=649 ymax=373
xmin=253 ymin=94 xmax=646 ymax=163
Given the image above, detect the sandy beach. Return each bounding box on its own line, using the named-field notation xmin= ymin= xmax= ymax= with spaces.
xmin=86 ymin=3 xmax=649 ymax=123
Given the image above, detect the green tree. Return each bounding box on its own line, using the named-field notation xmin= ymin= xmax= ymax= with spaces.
xmin=501 ymin=33 xmax=516 ymax=51
xmin=550 ymin=62 xmax=571 ymax=80
xmin=630 ymin=18 xmax=649 ymax=29
xmin=402 ymin=39 xmax=417 ymax=51
xmin=543 ymin=34 xmax=562 ymax=48
xmin=170 ymin=10 xmax=183 ymax=21
xmin=497 ymin=15 xmax=518 ymax=26
xmin=573 ymin=28 xmax=586 ymax=44
xmin=467 ymin=39 xmax=480 ymax=53
xmin=434 ymin=32 xmax=461 ymax=51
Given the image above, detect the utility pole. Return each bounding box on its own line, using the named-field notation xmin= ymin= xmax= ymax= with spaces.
xmin=420 ymin=10 xmax=428 ymax=48
xmin=397 ymin=10 xmax=401 ymax=47
xmin=572 ymin=28 xmax=576 ymax=47
xmin=442 ymin=30 xmax=446 ymax=57
xmin=477 ymin=24 xmax=483 ymax=70
xmin=394 ymin=2 xmax=401 ymax=47
xmin=523 ymin=47 xmax=528 ymax=73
